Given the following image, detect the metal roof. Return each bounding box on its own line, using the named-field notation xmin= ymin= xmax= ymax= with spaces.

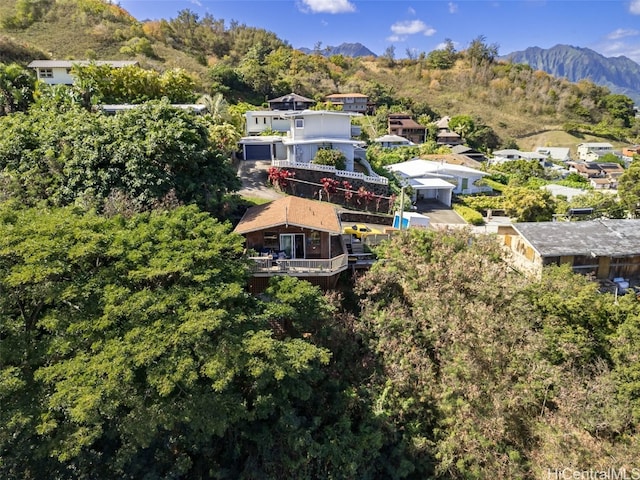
xmin=513 ymin=219 xmax=640 ymax=257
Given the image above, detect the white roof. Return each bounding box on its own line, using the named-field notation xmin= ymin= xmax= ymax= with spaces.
xmin=535 ymin=147 xmax=570 ymax=158
xmin=577 ymin=142 xmax=613 ymax=148
xmin=28 ymin=60 xmax=137 ymax=68
xmin=387 ymin=159 xmax=487 ymax=178
xmin=282 ymin=137 xmax=365 ymax=146
xmin=101 ymin=104 xmax=206 ymax=113
xmin=542 ymin=184 xmax=587 ymax=201
xmin=245 ymin=110 xmax=289 ymax=118
xmin=492 ymin=149 xmax=522 ymax=156
xmin=374 ymin=134 xmax=413 ymax=144
xmin=239 ymin=135 xmax=284 ymax=145
xmin=282 ymin=109 xmax=362 ymax=118
xmin=409 ymin=177 xmax=455 ymax=189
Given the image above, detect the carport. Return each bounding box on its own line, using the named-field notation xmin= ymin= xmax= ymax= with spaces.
xmin=408 ymin=177 xmax=454 ymax=207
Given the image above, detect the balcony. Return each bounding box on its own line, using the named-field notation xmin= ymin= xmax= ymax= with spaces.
xmin=248 ymin=254 xmax=348 ymax=277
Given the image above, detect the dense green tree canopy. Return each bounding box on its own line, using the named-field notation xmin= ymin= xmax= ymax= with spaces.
xmin=0 ymin=99 xmax=240 ymax=215
xmin=354 ymin=228 xmax=640 ymax=478
xmin=0 ymin=205 xmax=372 ymax=479
xmin=0 ymin=62 xmax=36 ymax=115
xmin=70 ymin=63 xmax=198 ymax=107
xmin=618 ymin=159 xmax=640 ymax=217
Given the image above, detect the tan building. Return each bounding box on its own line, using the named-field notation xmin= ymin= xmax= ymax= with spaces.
xmin=325 ymin=93 xmax=370 ymax=113
xmin=503 ymin=219 xmax=640 ymax=280
xmin=387 ymin=114 xmax=426 ymax=144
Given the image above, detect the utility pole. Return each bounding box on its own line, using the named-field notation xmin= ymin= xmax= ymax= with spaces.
xmin=398 ymin=185 xmax=405 ymax=231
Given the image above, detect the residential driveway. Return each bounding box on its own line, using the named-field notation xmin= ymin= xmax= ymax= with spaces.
xmin=236 ymin=159 xmax=284 ymax=201
xmin=414 ymin=199 xmax=467 ymax=227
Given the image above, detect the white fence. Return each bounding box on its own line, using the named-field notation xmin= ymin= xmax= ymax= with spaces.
xmin=271 ymin=160 xmax=388 ymax=185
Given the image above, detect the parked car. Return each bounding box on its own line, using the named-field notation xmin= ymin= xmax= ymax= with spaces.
xmin=343 ymin=224 xmax=382 ymax=239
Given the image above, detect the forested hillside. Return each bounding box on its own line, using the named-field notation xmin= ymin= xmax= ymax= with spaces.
xmin=2 ymin=2 xmax=640 ymax=479
xmin=2 ymin=0 xmax=638 ymax=147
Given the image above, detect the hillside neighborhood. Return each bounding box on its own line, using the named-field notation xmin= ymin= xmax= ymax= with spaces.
xmin=3 ymin=3 xmax=640 ymax=476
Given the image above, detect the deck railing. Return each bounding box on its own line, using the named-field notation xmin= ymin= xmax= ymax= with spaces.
xmin=248 ymin=254 xmax=348 ymax=275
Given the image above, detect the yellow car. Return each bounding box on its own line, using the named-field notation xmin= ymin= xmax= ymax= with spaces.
xmin=343 ymin=223 xmax=382 ymax=239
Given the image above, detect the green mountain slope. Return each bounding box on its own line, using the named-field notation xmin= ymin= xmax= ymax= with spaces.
xmin=504 ymin=44 xmax=640 ymax=104
xmin=1 ymin=0 xmax=637 ymax=148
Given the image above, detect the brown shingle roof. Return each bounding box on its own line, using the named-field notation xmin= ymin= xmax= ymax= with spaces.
xmin=233 ymin=196 xmax=342 ymax=235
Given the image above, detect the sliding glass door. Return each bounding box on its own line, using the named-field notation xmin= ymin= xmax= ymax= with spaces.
xmin=279 ymin=234 xmax=305 ymax=259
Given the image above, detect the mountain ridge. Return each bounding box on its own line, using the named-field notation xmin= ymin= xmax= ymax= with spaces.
xmin=502 ymin=44 xmax=640 ymax=104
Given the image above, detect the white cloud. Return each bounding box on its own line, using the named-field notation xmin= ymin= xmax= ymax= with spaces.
xmin=607 ymin=28 xmax=640 ymax=40
xmin=390 ymin=19 xmax=436 ymax=37
xmin=299 ymin=0 xmax=356 ymax=14
xmin=599 ymin=40 xmax=640 ymax=63
xmin=386 ymin=35 xmax=403 ymax=42
xmin=448 ymin=2 xmax=458 ymax=13
xmin=408 ymin=6 xmax=416 ymax=15
xmin=190 ymin=0 xmax=202 ymax=6
xmin=630 ymin=0 xmax=640 ymax=14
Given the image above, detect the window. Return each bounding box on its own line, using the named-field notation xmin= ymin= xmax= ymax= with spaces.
xmin=263 ymin=232 xmax=279 ymax=250
xmin=39 ymin=68 xmax=53 ymax=78
xmin=461 ymin=178 xmax=469 ymax=190
xmin=295 ymin=118 xmax=304 ymax=129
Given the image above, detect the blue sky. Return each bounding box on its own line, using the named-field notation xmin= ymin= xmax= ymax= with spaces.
xmin=118 ymin=0 xmax=640 ymax=63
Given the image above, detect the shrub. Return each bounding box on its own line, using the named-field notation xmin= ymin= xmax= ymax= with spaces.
xmin=313 ymin=149 xmax=346 ymax=170
xmin=453 ymin=204 xmax=484 ymax=225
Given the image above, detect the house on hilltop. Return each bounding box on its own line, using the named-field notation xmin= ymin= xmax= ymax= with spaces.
xmin=566 ymin=161 xmax=624 ymax=189
xmin=372 ymin=134 xmax=414 ymax=148
xmin=240 ymin=110 xmax=365 ymax=168
xmin=28 ymin=60 xmax=138 ymax=85
xmin=388 ymin=114 xmax=426 ymax=145
xmin=233 ymin=196 xmax=349 ymax=293
xmin=325 ymin=93 xmax=370 ymax=113
xmin=535 ymin=147 xmax=571 ymax=162
xmin=268 ymin=92 xmax=316 ymax=111
xmin=576 ymin=142 xmax=614 ymax=161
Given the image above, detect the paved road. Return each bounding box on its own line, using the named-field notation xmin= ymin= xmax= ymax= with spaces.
xmin=236 ymin=159 xmax=284 ymax=201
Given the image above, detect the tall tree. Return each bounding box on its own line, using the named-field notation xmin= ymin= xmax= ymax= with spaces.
xmin=618 ymin=159 xmax=640 ymax=217
xmin=0 ymin=205 xmax=335 ymax=478
xmin=0 ymin=62 xmax=36 ymax=114
xmin=0 ymin=100 xmax=240 ymax=214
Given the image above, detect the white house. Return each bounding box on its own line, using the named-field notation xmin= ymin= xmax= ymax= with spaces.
xmin=239 ymin=110 xmax=364 ymax=169
xmin=28 ymin=60 xmax=138 ymax=85
xmin=373 ymin=134 xmax=415 ymax=148
xmin=576 ymin=142 xmax=614 ymax=161
xmin=279 ymin=110 xmax=364 ymax=171
xmin=387 ymin=159 xmax=490 ymax=207
xmin=491 ymin=149 xmax=547 ymax=165
xmin=244 ymin=111 xmax=291 ymax=136
xmin=535 ymin=147 xmax=571 ymax=162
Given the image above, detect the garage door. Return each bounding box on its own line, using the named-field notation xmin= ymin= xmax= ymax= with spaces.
xmin=245 ymin=144 xmax=271 ymax=160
